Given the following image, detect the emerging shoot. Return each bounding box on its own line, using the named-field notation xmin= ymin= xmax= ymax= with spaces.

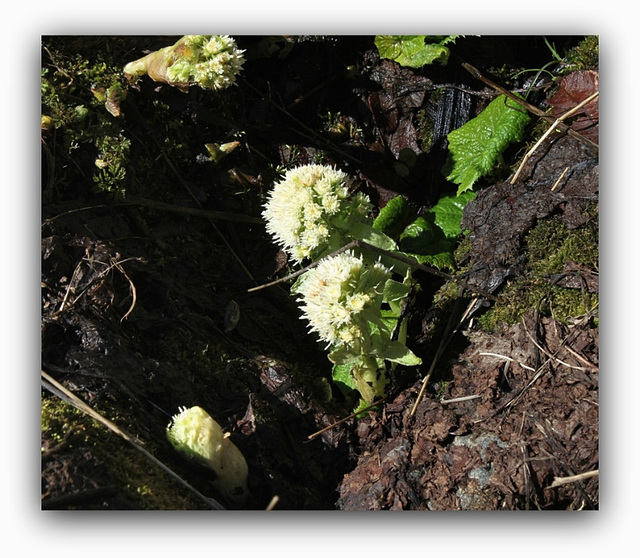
xmin=124 ymin=35 xmax=245 ymax=92
xmin=166 ymin=406 xmax=248 ymax=505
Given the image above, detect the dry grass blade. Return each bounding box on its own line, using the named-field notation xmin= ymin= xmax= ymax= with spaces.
xmin=41 ymin=370 xmax=225 ymax=510
xmin=112 ymin=258 xmax=137 ymax=322
xmin=549 ymin=469 xmax=599 ymax=488
xmin=484 ymin=306 xmax=598 ymax=418
xmin=462 ymin=63 xmax=598 ymax=151
xmin=123 ymin=196 xmax=264 ymax=224
xmin=54 ymin=255 xmax=145 ymax=320
xmin=511 ymin=91 xmax=599 ymax=184
xmin=410 ymin=297 xmax=478 ymax=416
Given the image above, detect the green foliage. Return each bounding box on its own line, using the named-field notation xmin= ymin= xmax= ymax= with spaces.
xmin=430 ymin=190 xmax=476 ymax=239
xmin=392 ymin=190 xmax=476 ymax=270
xmin=374 ymin=35 xmax=459 ymax=67
xmin=373 ymin=195 xmax=411 ymax=239
xmin=93 ymin=133 xmax=131 ymax=195
xmin=444 ymin=94 xmax=531 ymax=194
xmin=41 ymin=44 xmax=131 ymax=198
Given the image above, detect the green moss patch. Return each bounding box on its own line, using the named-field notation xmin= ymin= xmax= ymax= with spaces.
xmin=477 ymin=217 xmax=598 ymax=330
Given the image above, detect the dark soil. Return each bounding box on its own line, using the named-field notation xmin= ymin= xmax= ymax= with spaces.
xmin=41 ymin=35 xmax=598 ymax=510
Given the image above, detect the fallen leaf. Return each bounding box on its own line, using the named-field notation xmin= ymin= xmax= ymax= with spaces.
xmin=547 ymin=70 xmax=599 ymax=144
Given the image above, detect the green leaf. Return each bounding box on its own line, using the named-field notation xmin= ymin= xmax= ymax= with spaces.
xmin=429 ymin=190 xmax=476 ymax=239
xmin=373 ymin=195 xmax=411 ymax=239
xmin=375 ymin=35 xmax=456 ymax=67
xmin=383 ymin=278 xmax=412 ymax=305
xmin=350 ymin=221 xmax=398 ymax=251
xmin=328 ymin=345 xmax=359 ymax=366
xmin=398 ymin=216 xmax=455 ymax=270
xmin=395 ymin=190 xmax=476 ymax=271
xmin=370 ymin=338 xmax=422 ymax=365
xmin=332 ymin=362 xmax=358 ymax=394
xmin=444 ymin=94 xmax=531 ymax=194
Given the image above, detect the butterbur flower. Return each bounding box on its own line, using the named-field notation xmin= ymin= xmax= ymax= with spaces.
xmin=262 ymin=164 xmax=372 ymax=263
xmin=124 ymin=35 xmax=245 ymax=92
xmin=166 ymin=406 xmax=248 ymax=505
xmin=293 ymin=251 xmax=391 ymax=350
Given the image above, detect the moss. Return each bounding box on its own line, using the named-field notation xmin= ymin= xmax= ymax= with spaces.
xmin=565 ymin=36 xmax=599 ymax=72
xmin=476 ymin=217 xmax=598 ymax=331
xmin=41 ymin=41 xmax=132 ymax=199
xmin=527 ymin=219 xmax=598 ymax=274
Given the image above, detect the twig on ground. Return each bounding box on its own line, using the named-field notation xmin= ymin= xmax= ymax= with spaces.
xmin=462 ymin=63 xmax=598 ymax=152
xmin=551 ymin=166 xmax=570 ymax=191
xmin=549 ymin=469 xmax=599 ymax=488
xmin=410 ymin=296 xmax=478 ymax=416
xmin=479 ymin=352 xmax=536 ymax=372
xmin=307 ymin=397 xmax=386 ymax=441
xmin=440 ymin=394 xmax=482 ymax=404
xmin=511 ymin=91 xmax=599 ymax=184
xmin=41 ymin=370 xmax=225 ymax=510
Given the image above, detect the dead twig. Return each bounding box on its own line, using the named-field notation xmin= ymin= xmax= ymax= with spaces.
xmin=511 ymin=91 xmax=599 ymax=184
xmin=462 ymin=63 xmax=598 ymax=152
xmin=249 ymin=240 xmax=499 ymax=302
xmin=41 ymin=370 xmax=225 ymax=510
xmin=410 ymin=296 xmax=478 ymax=416
xmin=549 ymin=469 xmax=599 ymax=488
xmin=479 ymin=352 xmax=536 ymax=372
xmin=440 ymin=394 xmax=482 ymax=404
xmin=550 ymin=166 xmax=570 ymax=191
xmin=307 ymin=397 xmax=386 ymax=440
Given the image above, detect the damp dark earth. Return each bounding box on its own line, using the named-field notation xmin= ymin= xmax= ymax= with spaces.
xmin=41 ymin=35 xmax=598 ymax=511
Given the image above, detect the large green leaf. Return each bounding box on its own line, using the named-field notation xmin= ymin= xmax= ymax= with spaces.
xmin=444 ymin=94 xmax=531 ymax=194
xmin=375 ymin=35 xmax=457 ymax=67
xmin=350 ymin=221 xmax=398 ymax=251
xmin=370 ymin=337 xmax=422 ymax=365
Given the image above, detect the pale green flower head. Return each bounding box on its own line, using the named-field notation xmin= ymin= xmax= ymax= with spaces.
xmin=166 ymin=405 xmax=226 ymax=470
xmin=262 ymin=164 xmax=372 ymax=263
xmin=294 ymin=251 xmax=391 ymax=349
xmin=166 ymin=35 xmax=245 ymax=91
xmin=166 ymin=405 xmax=249 ymax=504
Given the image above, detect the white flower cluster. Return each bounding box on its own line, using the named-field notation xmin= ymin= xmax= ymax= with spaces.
xmin=166 ymin=35 xmax=245 ymax=91
xmin=294 ymin=251 xmax=391 ymax=348
xmin=262 ymin=164 xmax=372 ymax=263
